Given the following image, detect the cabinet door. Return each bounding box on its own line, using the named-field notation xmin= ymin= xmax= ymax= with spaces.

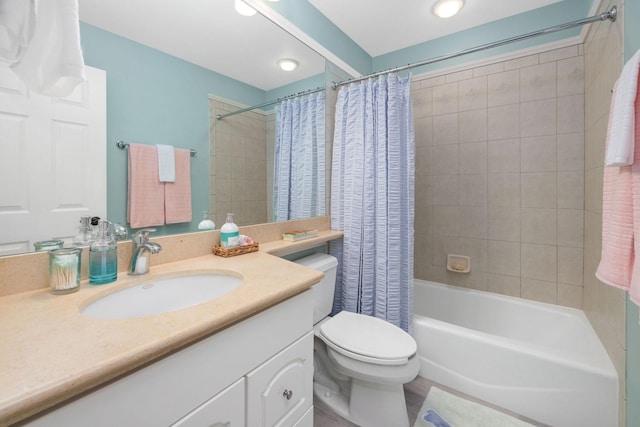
xmin=246 ymin=332 xmax=313 ymax=427
xmin=172 ymin=378 xmax=244 ymax=427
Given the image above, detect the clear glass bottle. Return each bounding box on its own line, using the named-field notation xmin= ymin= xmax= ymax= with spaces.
xmin=89 ymin=219 xmax=117 ymax=284
xmin=49 ymin=248 xmax=81 ymax=294
xmin=73 ymin=215 xmax=94 ymax=247
xmin=220 ymin=213 xmax=239 ymax=248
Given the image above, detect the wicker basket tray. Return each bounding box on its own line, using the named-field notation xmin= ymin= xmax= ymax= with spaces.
xmin=213 ymin=242 xmax=259 ymax=257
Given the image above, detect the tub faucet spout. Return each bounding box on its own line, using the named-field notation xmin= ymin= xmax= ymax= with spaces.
xmin=128 ymin=228 xmax=162 ymax=275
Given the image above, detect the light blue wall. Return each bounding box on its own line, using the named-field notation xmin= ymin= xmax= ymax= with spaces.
xmin=373 ymin=0 xmax=593 ymax=75
xmin=79 ymin=23 xmax=266 ymax=235
xmin=264 ymin=73 xmax=326 ymax=110
xmin=625 ymin=3 xmax=640 ymax=426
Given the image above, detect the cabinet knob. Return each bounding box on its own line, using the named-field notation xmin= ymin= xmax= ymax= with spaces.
xmin=283 ymin=389 xmax=293 ymax=400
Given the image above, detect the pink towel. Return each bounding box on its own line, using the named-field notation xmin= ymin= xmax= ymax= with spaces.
xmin=127 ymin=143 xmax=165 ymax=228
xmin=596 ymin=74 xmax=640 ymax=306
xmin=164 ymin=148 xmax=192 ymax=224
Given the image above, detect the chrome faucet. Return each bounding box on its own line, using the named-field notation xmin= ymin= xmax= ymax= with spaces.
xmin=128 ymin=228 xmax=162 ymax=275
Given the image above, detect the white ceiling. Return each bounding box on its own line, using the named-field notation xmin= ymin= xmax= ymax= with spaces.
xmin=308 ymin=0 xmax=563 ymax=57
xmin=78 ymin=0 xmax=326 ymax=91
xmin=79 ymin=0 xmax=571 ymax=91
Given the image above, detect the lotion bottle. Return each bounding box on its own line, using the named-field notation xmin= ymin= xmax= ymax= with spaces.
xmin=89 ymin=219 xmax=117 ymax=284
xmin=220 ymin=213 xmax=239 ymax=248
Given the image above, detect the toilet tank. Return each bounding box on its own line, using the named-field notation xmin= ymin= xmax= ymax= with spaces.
xmin=294 ymin=253 xmax=338 ymax=324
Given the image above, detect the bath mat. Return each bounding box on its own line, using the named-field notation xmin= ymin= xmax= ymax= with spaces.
xmin=413 ymin=387 xmax=534 ymax=427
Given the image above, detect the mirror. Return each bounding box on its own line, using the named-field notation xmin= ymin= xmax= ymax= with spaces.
xmin=0 ymin=0 xmax=330 ymax=255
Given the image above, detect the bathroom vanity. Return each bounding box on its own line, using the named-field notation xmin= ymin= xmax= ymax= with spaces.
xmin=25 ymin=291 xmax=314 ymax=426
xmin=0 ymin=228 xmax=342 ymax=426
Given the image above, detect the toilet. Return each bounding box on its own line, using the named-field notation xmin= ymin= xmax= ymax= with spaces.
xmin=295 ymin=253 xmax=419 ymax=427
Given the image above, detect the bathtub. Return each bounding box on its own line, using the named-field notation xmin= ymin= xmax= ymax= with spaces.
xmin=412 ymin=279 xmax=618 ymax=427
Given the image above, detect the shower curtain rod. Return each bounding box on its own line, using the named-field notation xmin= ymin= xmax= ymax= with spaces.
xmin=215 ymin=86 xmax=325 ymax=120
xmin=331 ymin=5 xmax=617 ymax=90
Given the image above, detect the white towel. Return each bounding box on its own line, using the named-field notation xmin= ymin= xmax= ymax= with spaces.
xmin=11 ymin=0 xmax=86 ymax=97
xmin=605 ymin=49 xmax=640 ymax=167
xmin=0 ymin=0 xmax=35 ymax=64
xmin=156 ymin=144 xmax=176 ymax=183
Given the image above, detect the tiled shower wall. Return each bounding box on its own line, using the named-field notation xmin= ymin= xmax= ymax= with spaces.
xmin=583 ymin=0 xmax=626 ymax=423
xmin=413 ymin=45 xmax=586 ymax=308
xmin=209 ymin=98 xmax=270 ymax=227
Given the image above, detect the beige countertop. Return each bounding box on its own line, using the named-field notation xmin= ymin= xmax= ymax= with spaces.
xmin=0 ymin=231 xmax=342 ymax=426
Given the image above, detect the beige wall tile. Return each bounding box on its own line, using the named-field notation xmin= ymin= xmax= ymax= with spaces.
xmin=431 ymin=234 xmax=459 ymax=266
xmin=459 ymin=142 xmax=487 ymax=174
xmin=504 ymin=54 xmax=539 ymax=71
xmin=459 ymin=174 xmax=487 ymax=206
xmin=557 ymin=209 xmax=584 ymax=248
xmin=413 ymin=87 xmax=433 ymax=118
xmin=539 ymin=45 xmax=579 ymax=63
xmin=432 ymin=145 xmax=459 ymax=175
xmin=558 ymin=246 xmax=583 ymax=286
xmin=416 ymin=145 xmax=432 ymax=176
xmin=521 ymin=208 xmax=557 ymax=245
xmin=488 ymin=69 xmax=520 ymax=107
xmin=521 ymin=243 xmax=557 ymax=282
xmin=415 ymin=117 xmax=433 ymax=146
xmin=488 ymin=139 xmax=520 ymax=173
xmin=557 ymin=171 xmax=585 ymax=209
xmin=488 ymin=240 xmax=521 ymax=276
xmin=557 ymin=283 xmax=583 ymax=309
xmin=521 ymin=62 xmax=557 ymax=102
xmin=433 ymin=82 xmax=459 ymax=115
xmin=521 ymin=172 xmax=557 ymax=208
xmin=458 ymin=237 xmax=488 ymax=272
xmin=432 ymin=174 xmax=459 ymax=206
xmin=521 ymin=135 xmax=557 ymax=172
xmin=522 ymin=278 xmax=557 ymax=304
xmin=459 ymin=109 xmax=488 ymax=143
xmin=459 ymin=76 xmax=488 ymax=111
xmin=488 ymin=173 xmax=520 ymax=207
xmin=520 ymin=99 xmax=557 ymax=137
xmin=558 ymin=94 xmax=585 ymax=134
xmin=474 ymin=62 xmax=504 ymax=77
xmin=557 ymin=132 xmax=585 ymax=171
xmin=432 ymin=205 xmax=459 ymax=236
xmin=487 ymin=273 xmax=521 ymax=297
xmin=488 ymin=105 xmax=520 ymax=139
xmin=459 ymin=206 xmax=487 ymax=239
xmin=557 ymin=56 xmax=585 ymax=97
xmin=488 ymin=206 xmax=520 ymax=242
xmin=433 ymin=113 xmax=459 ymax=145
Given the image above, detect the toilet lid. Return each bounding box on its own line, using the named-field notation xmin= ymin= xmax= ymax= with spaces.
xmin=319 ymin=311 xmax=417 ymax=366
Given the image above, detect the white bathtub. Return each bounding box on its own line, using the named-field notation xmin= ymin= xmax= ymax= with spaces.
xmin=412 ymin=279 xmax=618 ymax=427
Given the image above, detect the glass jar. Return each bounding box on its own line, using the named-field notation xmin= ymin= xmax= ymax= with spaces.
xmin=48 ymin=248 xmax=81 ymax=295
xmin=34 ymin=239 xmax=64 ymax=252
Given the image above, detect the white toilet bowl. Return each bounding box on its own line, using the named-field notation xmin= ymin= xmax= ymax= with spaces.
xmin=294 ymin=253 xmax=419 ymax=427
xmin=313 ymin=311 xmax=419 ymax=427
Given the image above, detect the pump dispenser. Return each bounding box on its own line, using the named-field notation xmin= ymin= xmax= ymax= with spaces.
xmin=73 ymin=215 xmax=94 ymax=247
xmin=198 ymin=211 xmax=216 ymax=230
xmin=220 ymin=213 xmax=239 ymax=248
xmin=89 ymin=219 xmax=117 ymax=284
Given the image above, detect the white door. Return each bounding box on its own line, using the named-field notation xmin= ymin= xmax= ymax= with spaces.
xmin=0 ymin=66 xmax=106 ymax=256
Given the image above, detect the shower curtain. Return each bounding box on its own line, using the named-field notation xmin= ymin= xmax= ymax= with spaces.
xmin=273 ymin=91 xmax=326 ymax=221
xmin=329 ymin=74 xmax=415 ymax=332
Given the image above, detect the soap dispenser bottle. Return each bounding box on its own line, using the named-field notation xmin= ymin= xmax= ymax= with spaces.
xmin=89 ymin=219 xmax=117 ymax=284
xmin=220 ymin=213 xmax=239 ymax=248
xmin=198 ymin=211 xmax=216 ymax=230
xmin=73 ymin=215 xmax=94 ymax=247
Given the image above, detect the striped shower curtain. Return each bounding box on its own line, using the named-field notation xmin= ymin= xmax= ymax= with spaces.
xmin=273 ymin=91 xmax=326 ymax=221
xmin=329 ymin=74 xmax=415 ymax=332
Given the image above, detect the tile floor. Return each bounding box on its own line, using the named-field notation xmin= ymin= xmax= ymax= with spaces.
xmin=313 ymin=376 xmax=548 ymax=426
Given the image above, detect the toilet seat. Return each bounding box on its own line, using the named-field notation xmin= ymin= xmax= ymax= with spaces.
xmin=318 ymin=311 xmax=417 ymax=366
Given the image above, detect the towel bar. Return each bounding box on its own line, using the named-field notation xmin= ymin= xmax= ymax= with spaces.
xmin=116 ymin=140 xmax=197 ymax=157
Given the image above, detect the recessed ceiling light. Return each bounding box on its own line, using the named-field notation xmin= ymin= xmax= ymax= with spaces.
xmin=277 ymin=59 xmax=299 ymax=71
xmin=433 ymin=0 xmax=464 ymax=18
xmin=235 ymin=0 xmax=256 ymax=16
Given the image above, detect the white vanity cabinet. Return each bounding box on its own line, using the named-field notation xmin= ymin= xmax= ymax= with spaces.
xmin=25 ymin=291 xmax=313 ymax=427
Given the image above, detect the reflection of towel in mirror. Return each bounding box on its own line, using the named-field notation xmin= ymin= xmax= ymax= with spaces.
xmin=0 ymin=0 xmax=35 ymax=64
xmin=165 ymin=148 xmax=192 ymax=224
xmin=11 ymin=0 xmax=86 ymax=97
xmin=127 ymin=144 xmax=165 ymax=228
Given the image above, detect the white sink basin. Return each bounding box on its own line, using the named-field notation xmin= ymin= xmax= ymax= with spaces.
xmin=82 ymin=273 xmax=242 ymax=319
